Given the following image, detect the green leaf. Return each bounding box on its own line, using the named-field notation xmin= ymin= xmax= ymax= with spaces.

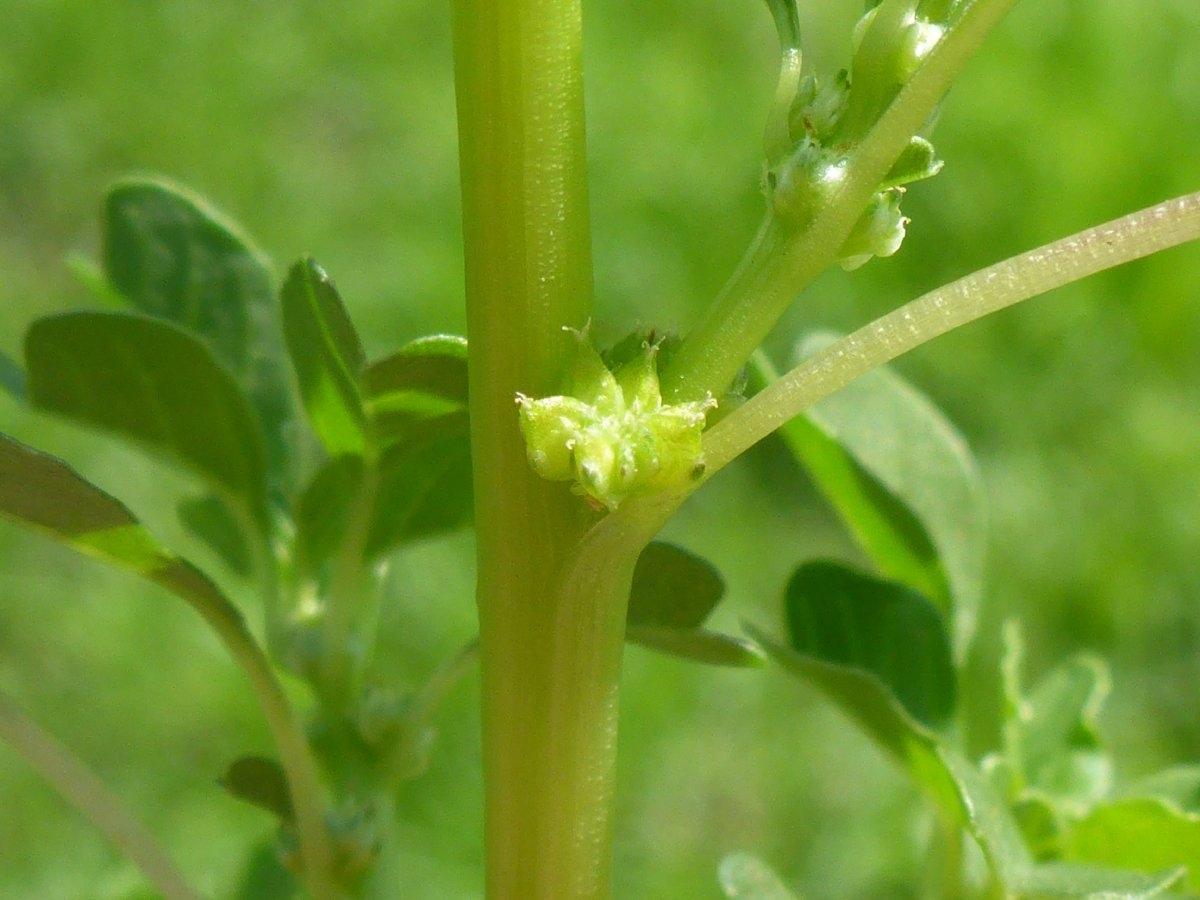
xmin=294 ymin=455 xmax=364 ymax=574
xmin=784 ymin=560 xmax=956 ymax=729
xmin=280 ymin=259 xmax=368 ymax=456
xmin=627 ymin=541 xmax=724 ymax=629
xmin=366 ymin=436 xmax=473 ymax=556
xmin=25 ymin=311 xmax=268 ymax=521
xmin=624 ymin=542 xmax=762 ymax=667
xmin=365 ymin=335 xmax=469 ymax=449
xmin=220 ymin=756 xmax=294 ymax=823
xmin=178 ymin=494 xmax=254 ymax=577
xmin=232 ymin=840 xmax=298 ymax=900
xmin=0 ymin=433 xmax=246 ymax=633
xmin=717 ymin=852 xmax=801 ymax=900
xmin=0 ymin=348 xmax=25 ymax=401
xmin=755 ymin=336 xmax=986 ymax=657
xmin=1124 ymin=766 xmax=1200 ymax=813
xmin=626 ymin=626 xmax=765 ymax=668
xmin=101 ymin=178 xmax=296 ymax=488
xmin=1064 ymin=798 xmax=1200 ymax=892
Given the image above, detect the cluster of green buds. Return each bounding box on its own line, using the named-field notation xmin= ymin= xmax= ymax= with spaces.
xmin=763 ymin=0 xmax=960 ymax=268
xmin=517 ymin=328 xmax=716 ymax=511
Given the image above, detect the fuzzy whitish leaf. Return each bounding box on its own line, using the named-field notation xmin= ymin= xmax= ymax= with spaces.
xmin=0 ymin=349 xmax=25 ymax=401
xmin=0 ymin=434 xmax=245 ymax=633
xmin=627 ymin=542 xmax=725 ymax=629
xmin=25 ymin=311 xmax=268 ymax=521
xmin=784 ymin=560 xmax=956 ymax=729
xmin=1063 ymin=798 xmax=1200 ymax=892
xmin=101 ymin=178 xmax=296 ymax=488
xmin=998 ymin=624 xmax=1113 ymax=807
xmin=718 ymin=852 xmax=800 ymax=899
xmin=178 ymin=494 xmax=253 ymax=577
xmin=220 ymin=756 xmax=294 ymax=823
xmin=364 ymin=335 xmax=469 ymax=449
xmin=367 ymin=436 xmax=473 ymax=556
xmin=777 ymin=334 xmax=984 ymax=656
xmin=232 ymin=840 xmax=298 ymax=900
xmin=1123 ymin=766 xmax=1200 ymax=813
xmin=626 ymin=625 xmax=765 ymax=668
xmin=280 ymin=258 xmax=368 ymax=457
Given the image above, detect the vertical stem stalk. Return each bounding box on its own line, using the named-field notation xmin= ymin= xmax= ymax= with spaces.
xmin=451 ymin=0 xmax=626 ymax=897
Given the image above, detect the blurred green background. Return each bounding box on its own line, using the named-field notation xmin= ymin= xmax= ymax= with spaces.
xmin=2 ymin=0 xmax=1199 ymax=896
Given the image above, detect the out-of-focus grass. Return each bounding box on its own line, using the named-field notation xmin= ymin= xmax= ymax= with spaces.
xmin=2 ymin=0 xmax=1199 ymax=897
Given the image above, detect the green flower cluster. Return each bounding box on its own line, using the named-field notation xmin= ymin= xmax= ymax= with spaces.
xmin=517 ymin=330 xmax=715 ymax=511
xmin=763 ymin=0 xmax=957 ymax=268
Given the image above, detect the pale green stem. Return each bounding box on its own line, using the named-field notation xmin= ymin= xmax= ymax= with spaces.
xmin=660 ymin=0 xmax=1021 ymax=402
xmin=703 ymin=191 xmax=1200 ymax=474
xmin=0 ymin=688 xmax=203 ymax=900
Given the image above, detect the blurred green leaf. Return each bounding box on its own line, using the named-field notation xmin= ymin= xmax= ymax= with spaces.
xmin=232 ymin=840 xmax=298 ymax=900
xmin=294 ymin=455 xmax=364 ymax=574
xmin=1064 ymin=798 xmax=1200 ymax=892
xmin=281 ymin=258 xmax=368 ymax=457
xmin=626 ymin=625 xmax=765 ymax=668
xmin=0 ymin=433 xmax=245 ymax=633
xmin=717 ymin=852 xmax=800 ymax=899
xmin=366 ymin=436 xmax=473 ymax=556
xmin=1123 ymin=766 xmax=1200 ymax=813
xmin=784 ymin=560 xmax=956 ymax=729
xmin=220 ymin=756 xmax=294 ymax=823
xmin=996 ymin=623 xmax=1112 ymax=808
xmin=627 ymin=541 xmax=724 ymax=629
xmin=365 ymin=335 xmax=469 ymax=449
xmin=0 ymin=349 xmax=25 ymax=401
xmin=625 ymin=541 xmax=762 ymax=667
xmin=25 ymin=311 xmax=268 ymax=522
xmin=759 ymin=333 xmax=986 ymax=657
xmin=178 ymin=494 xmax=253 ymax=577
xmin=101 ymin=178 xmax=296 ymax=488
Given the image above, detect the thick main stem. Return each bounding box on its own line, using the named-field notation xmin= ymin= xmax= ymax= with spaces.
xmin=452 ymin=0 xmax=626 ymax=896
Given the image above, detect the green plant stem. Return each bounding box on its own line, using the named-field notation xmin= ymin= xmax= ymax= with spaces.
xmin=0 ymin=688 xmax=203 ymax=900
xmin=660 ymin=0 xmax=1020 ymax=402
xmin=452 ymin=0 xmax=636 ymax=895
xmin=703 ymin=191 xmax=1200 ymax=475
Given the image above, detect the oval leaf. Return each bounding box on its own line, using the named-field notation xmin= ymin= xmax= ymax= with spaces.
xmin=1065 ymin=798 xmax=1200 ymax=892
xmin=0 ymin=433 xmax=245 ymax=634
xmin=280 ymin=258 xmax=368 ymax=456
xmin=102 ymin=178 xmax=296 ymax=488
xmin=366 ymin=436 xmax=473 ymax=556
xmin=718 ymin=852 xmax=800 ymax=900
xmin=25 ymin=311 xmax=268 ymax=519
xmin=365 ymin=335 xmax=469 ymax=449
xmin=627 ymin=541 xmax=725 ymax=629
xmin=0 ymin=348 xmax=25 ymax=401
xmin=220 ymin=755 xmax=294 ymax=823
xmin=785 ymin=560 xmax=956 ymax=729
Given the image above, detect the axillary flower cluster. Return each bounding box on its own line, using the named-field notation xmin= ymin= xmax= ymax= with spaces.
xmin=765 ymin=0 xmax=958 ymax=268
xmin=517 ymin=329 xmax=715 ymax=511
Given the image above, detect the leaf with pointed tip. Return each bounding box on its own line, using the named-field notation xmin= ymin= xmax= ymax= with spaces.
xmin=101 ymin=178 xmax=296 ymax=488
xmin=718 ymin=852 xmax=800 ymax=900
xmin=0 ymin=433 xmax=245 ymax=634
xmin=1064 ymin=798 xmax=1200 ymax=892
xmin=280 ymin=259 xmax=368 ymax=456
xmin=784 ymin=560 xmax=956 ymax=729
xmin=0 ymin=349 xmax=25 ymax=401
xmin=178 ymin=494 xmax=253 ymax=577
xmin=755 ymin=336 xmax=986 ymax=657
xmin=25 ymin=311 xmax=268 ymax=523
xmin=220 ymin=756 xmax=294 ymax=823
xmin=365 ymin=335 xmax=468 ymax=449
